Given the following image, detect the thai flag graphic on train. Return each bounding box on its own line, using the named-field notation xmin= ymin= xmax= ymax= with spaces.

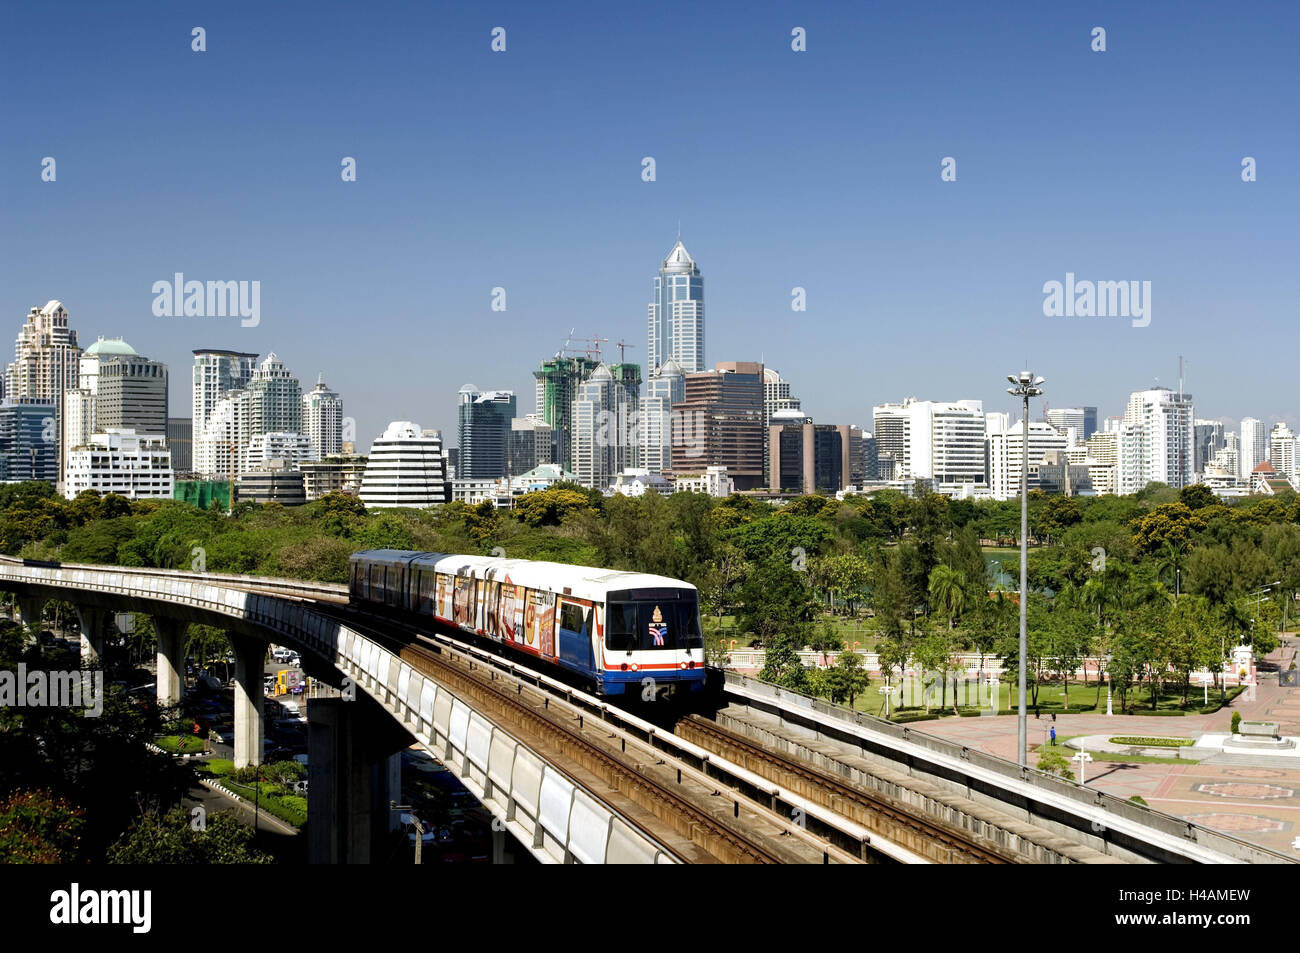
xmin=649 ymin=605 xmax=667 ymax=646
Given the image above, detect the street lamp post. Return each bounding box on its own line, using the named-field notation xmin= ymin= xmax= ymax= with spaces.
xmin=1007 ymin=371 xmax=1044 ymax=769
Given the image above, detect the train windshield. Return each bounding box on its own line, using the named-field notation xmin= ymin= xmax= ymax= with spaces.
xmin=605 ymin=592 xmax=703 ymax=652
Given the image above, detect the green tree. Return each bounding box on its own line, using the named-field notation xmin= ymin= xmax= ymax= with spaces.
xmin=107 ymin=809 xmax=273 ymax=863
xmin=927 ymin=564 xmax=967 ymax=630
xmin=826 ymin=649 xmax=870 ymax=707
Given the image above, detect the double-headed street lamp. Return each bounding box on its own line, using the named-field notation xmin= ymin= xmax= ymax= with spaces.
xmin=1007 ymin=371 xmax=1044 ymax=768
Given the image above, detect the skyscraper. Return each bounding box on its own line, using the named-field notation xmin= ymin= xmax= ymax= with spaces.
xmin=247 ymin=353 xmax=302 ymax=438
xmin=192 ymin=349 xmax=258 ymax=476
xmin=458 ymin=386 xmax=516 ymax=479
xmin=8 ymin=301 xmax=81 ymax=486
xmin=571 ymin=365 xmax=618 ymax=489
xmin=1117 ymin=388 xmax=1195 ymax=494
xmin=640 ymin=359 xmax=686 ymax=475
xmin=648 ymin=236 xmax=704 ymax=373
xmin=302 ymin=374 xmax=343 ymax=459
xmin=97 ymin=354 xmax=168 ymax=436
xmin=533 ymin=354 xmax=600 ymax=471
xmin=1240 ymin=417 xmax=1267 ymax=480
xmin=1193 ymin=419 xmax=1225 ymax=475
xmin=672 ymin=361 xmax=764 ymax=490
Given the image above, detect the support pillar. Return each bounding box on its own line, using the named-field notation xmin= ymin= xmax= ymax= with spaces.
xmin=15 ymin=596 xmax=45 ymax=639
xmin=492 ymin=826 xmax=509 ymax=864
xmin=153 ymin=617 xmax=188 ymax=709
xmin=306 ymin=695 xmax=414 ymax=864
xmin=75 ymin=605 xmax=107 ymax=666
xmin=230 ymin=633 xmax=266 ymax=770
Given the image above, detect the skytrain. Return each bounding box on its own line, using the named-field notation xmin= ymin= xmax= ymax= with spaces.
xmin=348 ymin=550 xmax=707 ymax=697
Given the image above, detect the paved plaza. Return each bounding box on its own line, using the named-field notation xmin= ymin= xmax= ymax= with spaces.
xmin=911 ymin=638 xmax=1300 ymax=857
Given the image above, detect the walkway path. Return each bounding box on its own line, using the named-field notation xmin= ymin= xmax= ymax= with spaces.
xmin=909 ymin=637 xmax=1300 ymax=857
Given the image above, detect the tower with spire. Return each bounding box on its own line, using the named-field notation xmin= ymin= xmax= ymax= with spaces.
xmin=647 ymin=233 xmax=704 ymax=374
xmin=302 ymin=372 xmax=343 ymax=458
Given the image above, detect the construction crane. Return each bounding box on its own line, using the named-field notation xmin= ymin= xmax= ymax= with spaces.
xmin=561 ymin=331 xmax=608 ymax=361
xmin=613 ymin=339 xmax=636 ymax=364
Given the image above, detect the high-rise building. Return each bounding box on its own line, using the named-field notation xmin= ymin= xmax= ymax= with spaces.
xmin=0 ymin=400 xmax=57 ymax=484
xmin=167 ymin=418 xmax=193 ymax=473
xmin=1270 ymin=422 xmax=1297 ymax=488
xmin=872 ymin=401 xmax=911 ymax=481
xmin=533 ymin=354 xmax=600 ymax=470
xmin=762 ymin=367 xmax=802 ymax=485
xmin=247 ymin=353 xmax=302 ymax=437
xmin=672 ymin=361 xmax=764 ymax=490
xmin=302 ymin=375 xmax=343 ymax=459
xmin=7 ymin=301 xmax=81 ymax=487
xmin=458 ymin=386 xmax=516 ymax=479
xmin=647 ymin=236 xmax=705 ymax=373
xmin=508 ymin=415 xmax=558 ymax=476
xmin=872 ymin=398 xmax=986 ymax=488
xmin=1082 ymin=407 xmax=1099 ymax=441
xmin=97 ymin=355 xmax=168 ymax=436
xmin=192 ymin=349 xmax=257 ymax=435
xmin=1116 ymin=388 xmax=1195 ymax=494
xmin=359 ymin=422 xmax=446 ymax=509
xmin=768 ymin=419 xmax=861 ymax=494
xmin=639 ymin=359 xmax=686 ymax=475
xmin=1194 ymin=419 xmax=1226 ymax=475
xmin=192 ymin=349 xmax=258 ymax=476
xmin=1045 ymin=407 xmax=1087 ymax=447
xmin=63 ymin=430 xmax=173 ymax=500
xmin=987 ymin=415 xmax=1069 ymax=500
xmin=1240 ymin=418 xmax=1267 ymax=480
xmin=571 ymin=365 xmax=619 ymax=489
xmin=301 ymin=454 xmax=368 ymax=501
xmin=860 ymin=432 xmax=879 ymax=482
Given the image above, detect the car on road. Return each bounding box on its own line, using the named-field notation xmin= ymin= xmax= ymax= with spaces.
xmin=270 ymin=646 xmax=294 ymax=663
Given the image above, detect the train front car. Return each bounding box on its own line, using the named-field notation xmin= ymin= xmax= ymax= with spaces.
xmin=598 ymin=580 xmax=706 ymax=698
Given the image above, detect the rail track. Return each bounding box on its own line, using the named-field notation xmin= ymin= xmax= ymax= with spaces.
xmin=678 ymin=714 xmax=1018 ymax=864
xmin=323 ymin=604 xmax=852 ymax=864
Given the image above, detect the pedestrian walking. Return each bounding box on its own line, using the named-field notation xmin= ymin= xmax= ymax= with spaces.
xmin=1050 ymin=726 xmax=1057 ymax=746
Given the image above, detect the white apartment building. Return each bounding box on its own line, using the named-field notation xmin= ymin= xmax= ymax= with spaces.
xmin=1270 ymin=422 xmax=1297 ymax=488
xmin=986 ymin=415 xmax=1068 ymax=500
xmin=359 ymin=421 xmax=446 ymax=508
xmin=1240 ymin=417 xmax=1267 ymax=481
xmin=674 ymin=465 xmax=734 ymax=497
xmin=872 ymin=398 xmax=986 ymax=486
xmin=1117 ymin=388 xmax=1194 ymax=495
xmin=302 ymin=374 xmax=343 ymax=458
xmin=63 ymin=429 xmax=173 ymax=500
xmin=245 ymin=431 xmax=314 ymax=472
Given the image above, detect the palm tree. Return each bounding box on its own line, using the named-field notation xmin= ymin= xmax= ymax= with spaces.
xmin=927 ymin=565 xmax=968 ymax=631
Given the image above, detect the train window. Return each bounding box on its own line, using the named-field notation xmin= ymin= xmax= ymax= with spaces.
xmin=417 ymin=570 xmax=435 ymax=614
xmin=560 ymin=601 xmax=586 ymax=635
xmin=605 ymin=603 xmax=637 ymax=651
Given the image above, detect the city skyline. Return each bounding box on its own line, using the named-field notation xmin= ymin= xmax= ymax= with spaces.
xmin=3 ymin=3 xmax=1295 ymax=449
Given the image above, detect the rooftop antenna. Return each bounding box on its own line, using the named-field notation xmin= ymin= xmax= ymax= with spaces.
xmin=1179 ymin=355 xmax=1185 ymax=399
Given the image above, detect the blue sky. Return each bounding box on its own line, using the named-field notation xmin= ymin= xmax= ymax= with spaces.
xmin=2 ymin=1 xmax=1297 ymax=447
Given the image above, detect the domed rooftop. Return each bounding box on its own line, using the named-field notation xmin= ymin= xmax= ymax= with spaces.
xmin=657 ymin=358 xmax=685 ymax=378
xmin=589 ymin=363 xmax=613 ymax=381
xmin=83 ymin=336 xmax=137 ymax=357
